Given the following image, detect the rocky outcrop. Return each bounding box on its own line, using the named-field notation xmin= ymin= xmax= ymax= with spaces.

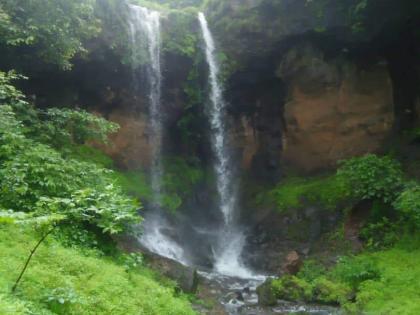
xmin=95 ymin=109 xmax=153 ymax=169
xmin=278 ymin=46 xmax=394 ymax=173
xmin=116 ymin=234 xmax=199 ymax=293
xmin=231 ymin=117 xmax=259 ymax=170
xmin=256 ymin=279 xmax=277 ymax=306
xmin=281 ymin=250 xmax=303 ymax=275
xmin=145 ymin=253 xmax=199 ymax=293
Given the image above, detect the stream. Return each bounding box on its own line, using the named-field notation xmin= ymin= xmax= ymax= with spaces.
xmin=197 ymin=272 xmax=340 ymax=315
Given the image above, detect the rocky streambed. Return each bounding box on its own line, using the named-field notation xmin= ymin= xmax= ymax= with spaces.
xmin=196 ymin=272 xmax=340 ymax=315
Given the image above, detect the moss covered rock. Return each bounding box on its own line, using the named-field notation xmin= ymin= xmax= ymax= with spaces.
xmin=256 ymin=279 xmax=277 ymax=306
xmin=272 ymin=275 xmax=313 ymax=302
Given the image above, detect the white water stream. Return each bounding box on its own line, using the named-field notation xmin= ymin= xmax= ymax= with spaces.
xmin=127 ymin=5 xmax=256 ymax=278
xmin=198 ymin=12 xmax=254 ymax=279
xmin=128 ymin=5 xmax=186 ymax=264
xmin=128 ymin=5 xmax=163 ymax=198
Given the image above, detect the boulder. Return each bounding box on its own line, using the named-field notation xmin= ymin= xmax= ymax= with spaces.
xmin=145 ymin=253 xmax=199 ymax=294
xmin=256 ymin=279 xmax=277 ymax=306
xmin=281 ymin=250 xmax=303 ymax=275
xmin=115 ymin=234 xmax=199 ymax=293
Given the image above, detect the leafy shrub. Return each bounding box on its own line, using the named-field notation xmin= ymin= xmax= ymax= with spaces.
xmin=118 ymin=253 xmax=144 ymax=271
xmin=312 ymin=277 xmax=353 ymax=305
xmin=0 ymin=141 xmax=104 ymax=210
xmin=33 ymin=108 xmax=119 ymax=149
xmin=337 ymin=154 xmax=404 ymax=204
xmin=333 ymin=256 xmax=380 ymax=290
xmin=68 ymin=145 xmax=114 ymax=168
xmin=0 ymin=0 xmax=100 ymax=69
xmin=360 ymin=217 xmax=401 ymax=249
xmin=44 ymin=287 xmax=84 ymax=314
xmin=36 ymin=185 xmax=140 ymax=235
xmin=53 ymin=225 xmax=100 ymax=251
xmin=297 ymin=259 xmax=327 ymax=282
xmin=394 ymin=183 xmax=420 ymax=229
xmin=0 ymin=73 xmax=140 ymax=236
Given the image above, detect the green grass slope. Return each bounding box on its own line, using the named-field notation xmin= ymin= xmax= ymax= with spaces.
xmin=0 ymin=225 xmax=197 ymax=315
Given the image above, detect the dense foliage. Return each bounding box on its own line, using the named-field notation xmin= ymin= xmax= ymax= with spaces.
xmin=262 ymin=152 xmax=420 ymax=313
xmin=0 ymin=0 xmax=100 ymax=69
xmin=0 ymin=67 xmax=198 ymax=314
xmin=0 ymin=72 xmax=139 ymax=236
xmin=337 ymin=154 xmax=404 ymax=204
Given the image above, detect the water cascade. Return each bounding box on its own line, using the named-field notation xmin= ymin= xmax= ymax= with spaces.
xmin=127 ymin=4 xmax=186 ymax=264
xmin=198 ymin=12 xmax=253 ymax=278
xmin=128 ymin=5 xmax=163 ymax=197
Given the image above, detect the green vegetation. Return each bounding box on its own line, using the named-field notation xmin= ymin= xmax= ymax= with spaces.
xmin=260 ymin=154 xmax=409 ymax=212
xmin=337 ymin=154 xmax=404 ymax=204
xmin=0 ymin=224 xmax=196 ymax=315
xmin=112 ymin=157 xmax=205 ymax=212
xmin=265 ymin=242 xmax=420 ymax=313
xmin=258 ymin=174 xmax=347 ymax=211
xmin=0 ymin=70 xmax=197 ymax=314
xmin=0 ymin=0 xmax=100 ymax=69
xmin=263 ymin=152 xmax=420 ymax=313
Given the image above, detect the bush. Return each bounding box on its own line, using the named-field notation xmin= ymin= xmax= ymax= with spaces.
xmin=337 ymin=154 xmax=404 ymax=204
xmin=0 ymin=0 xmax=100 ymax=69
xmin=332 ymin=256 xmax=380 ymax=290
xmin=360 ymin=217 xmax=401 ymax=249
xmin=394 ymin=183 xmax=420 ymax=229
xmin=271 ymin=276 xmax=313 ymax=301
xmin=297 ymin=259 xmax=327 ymax=282
xmin=312 ymin=277 xmax=353 ymax=305
xmin=0 ymin=74 xmax=140 ymax=237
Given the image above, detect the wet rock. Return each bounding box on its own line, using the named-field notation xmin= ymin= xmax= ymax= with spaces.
xmin=301 ymin=247 xmax=310 ymax=256
xmin=115 ymin=234 xmax=199 ymax=293
xmin=256 ymin=279 xmax=277 ymax=306
xmin=144 ymin=253 xmax=199 ymax=293
xmin=282 ymin=250 xmax=303 ymax=275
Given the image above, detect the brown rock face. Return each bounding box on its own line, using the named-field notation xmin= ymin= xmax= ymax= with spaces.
xmin=280 ymin=46 xmax=394 ymax=172
xmin=231 ymin=117 xmax=259 ymax=170
xmin=281 ymin=250 xmax=303 ymax=275
xmin=96 ymin=109 xmax=153 ymax=169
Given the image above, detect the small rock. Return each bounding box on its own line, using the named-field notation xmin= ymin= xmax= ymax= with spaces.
xmin=301 ymin=247 xmax=310 ymax=256
xmin=235 ymin=291 xmax=244 ymax=301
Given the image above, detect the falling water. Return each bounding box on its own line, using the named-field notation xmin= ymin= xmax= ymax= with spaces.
xmin=128 ymin=5 xmax=163 ymax=199
xmin=198 ymin=12 xmax=253 ymax=278
xmin=128 ymin=5 xmax=186 ymax=264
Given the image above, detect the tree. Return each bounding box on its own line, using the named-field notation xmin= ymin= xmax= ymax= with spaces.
xmin=0 ymin=0 xmax=101 ymax=69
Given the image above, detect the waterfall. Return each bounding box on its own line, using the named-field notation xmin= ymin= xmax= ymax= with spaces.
xmin=128 ymin=5 xmax=163 ymax=200
xmin=127 ymin=5 xmax=186 ymax=264
xmin=198 ymin=12 xmax=253 ymax=278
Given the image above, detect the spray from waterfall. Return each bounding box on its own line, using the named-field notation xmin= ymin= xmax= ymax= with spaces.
xmin=127 ymin=4 xmax=186 ymax=264
xmin=198 ymin=12 xmax=253 ymax=278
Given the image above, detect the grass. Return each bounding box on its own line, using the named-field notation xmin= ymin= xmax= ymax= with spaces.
xmin=352 ymin=244 xmax=420 ymax=314
xmin=0 ymin=224 xmax=197 ymax=315
xmin=257 ymin=175 xmax=348 ymax=212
